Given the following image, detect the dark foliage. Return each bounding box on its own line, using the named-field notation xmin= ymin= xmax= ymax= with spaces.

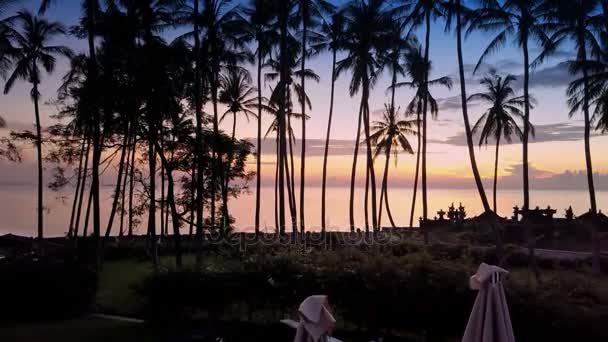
xmin=0 ymin=261 xmax=97 ymax=321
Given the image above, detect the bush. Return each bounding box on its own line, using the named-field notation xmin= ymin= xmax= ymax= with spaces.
xmin=0 ymin=261 xmax=97 ymax=321
xmin=136 ymin=251 xmax=608 ymax=342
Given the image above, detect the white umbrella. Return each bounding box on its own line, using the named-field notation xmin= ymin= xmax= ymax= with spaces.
xmin=461 ymin=263 xmax=516 ymax=342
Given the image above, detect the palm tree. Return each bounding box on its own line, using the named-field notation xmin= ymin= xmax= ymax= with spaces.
xmin=394 ymin=42 xmax=452 ymax=229
xmin=442 ymin=0 xmax=492 ymax=214
xmin=40 ymin=0 xmax=104 ymax=265
xmin=200 ymin=0 xmax=251 ymax=231
xmin=368 ymin=104 xmax=417 ymax=228
xmin=470 ymin=73 xmax=531 ymax=213
xmin=470 ymin=0 xmax=550 ymax=214
xmin=399 ymin=0 xmax=444 ymax=237
xmin=310 ymin=11 xmax=345 ymax=233
xmin=338 ymin=0 xmax=392 ymax=232
xmin=543 ymin=0 xmax=606 ymax=275
xmin=3 ymin=10 xmax=72 ymax=247
xmin=295 ymin=0 xmax=334 ymax=234
xmin=219 ymin=66 xmax=259 ymax=214
xmin=265 ymin=37 xmax=319 ymax=233
xmin=219 ymin=67 xmax=259 ymax=142
xmin=241 ymin=0 xmax=277 ymax=236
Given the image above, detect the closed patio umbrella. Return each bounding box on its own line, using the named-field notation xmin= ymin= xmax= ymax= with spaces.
xmin=284 ymin=295 xmax=337 ymax=342
xmin=461 ymin=263 xmax=515 ymax=342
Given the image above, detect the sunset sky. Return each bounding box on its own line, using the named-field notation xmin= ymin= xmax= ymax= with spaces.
xmin=2 ymin=0 xmax=608 ymax=192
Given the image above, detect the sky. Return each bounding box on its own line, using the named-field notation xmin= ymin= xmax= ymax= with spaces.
xmin=2 ymin=0 xmax=608 ymax=194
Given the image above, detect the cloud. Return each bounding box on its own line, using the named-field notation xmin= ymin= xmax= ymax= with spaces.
xmin=456 ymin=61 xmax=575 ymax=91
xmin=496 ymin=163 xmax=608 ymax=191
xmin=436 ymin=122 xmax=602 ymax=146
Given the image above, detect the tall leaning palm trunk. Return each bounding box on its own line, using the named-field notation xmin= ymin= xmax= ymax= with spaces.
xmin=33 ymin=70 xmax=44 ymax=246
xmin=299 ymin=5 xmax=308 ymax=234
xmin=522 ymin=35 xmax=531 ymax=211
xmin=362 ymin=75 xmax=378 ymax=232
xmin=255 ymin=33 xmax=263 ymax=236
xmin=421 ymin=10 xmax=431 ymax=243
xmin=577 ymin=30 xmax=599 ymax=275
xmin=492 ymin=131 xmax=501 ymax=212
xmin=349 ymin=103 xmax=364 ymax=232
xmin=409 ymin=101 xmax=421 ymax=228
xmin=453 ymin=0 xmax=491 ymax=213
xmin=321 ymin=48 xmax=337 ymax=233
xmin=276 ymin=1 xmax=290 ymax=233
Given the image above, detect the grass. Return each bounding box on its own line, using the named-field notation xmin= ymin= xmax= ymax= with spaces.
xmin=0 ymin=318 xmax=160 ymax=342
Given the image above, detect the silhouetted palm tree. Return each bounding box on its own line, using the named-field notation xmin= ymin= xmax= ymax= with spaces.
xmin=2 ymin=10 xmax=72 ymax=246
xmin=368 ymin=104 xmax=417 ymax=228
xmin=266 ymin=41 xmax=319 ymax=233
xmin=295 ymin=0 xmax=334 ymax=234
xmin=395 ymin=41 xmax=452 ymax=229
xmin=544 ymin=0 xmax=606 ymax=274
xmin=470 ymin=73 xmax=532 ymax=213
xmin=241 ymin=0 xmax=277 ymax=235
xmin=310 ymin=11 xmax=345 ymax=233
xmin=400 ymin=0 xmax=444 ymax=237
xmin=442 ymin=0 xmax=492 ymax=214
xmin=338 ymin=0 xmax=392 ymax=232
xmin=220 ymin=67 xmax=259 ymax=142
xmin=470 ymin=0 xmax=550 ymax=213
xmin=40 ymin=0 xmax=105 ymax=265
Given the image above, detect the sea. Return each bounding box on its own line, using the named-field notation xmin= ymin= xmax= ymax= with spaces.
xmin=1 ymin=185 xmax=606 ymax=237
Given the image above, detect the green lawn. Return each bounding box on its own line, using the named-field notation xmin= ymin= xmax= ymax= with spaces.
xmin=0 ymin=318 xmax=160 ymax=342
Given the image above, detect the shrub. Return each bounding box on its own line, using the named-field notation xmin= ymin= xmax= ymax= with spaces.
xmin=135 ymin=252 xmax=608 ymax=341
xmin=0 ymin=261 xmax=97 ymax=320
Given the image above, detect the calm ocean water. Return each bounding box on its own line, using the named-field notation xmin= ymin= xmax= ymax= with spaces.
xmin=1 ymin=185 xmax=606 ymax=237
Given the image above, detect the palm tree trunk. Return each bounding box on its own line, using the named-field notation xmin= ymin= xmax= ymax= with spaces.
xmin=456 ymin=0 xmax=491 ymax=213
xmin=128 ymin=136 xmax=136 ymax=238
xmin=277 ymin=3 xmax=289 ymax=234
xmin=522 ymin=37 xmax=531 ymax=212
xmin=349 ymin=103 xmax=364 ymax=231
xmin=160 ymin=130 xmax=166 ymax=238
xmin=83 ymin=185 xmax=93 ymax=238
xmin=378 ymin=147 xmax=393 ymax=229
xmin=103 ymin=123 xmax=130 ymax=241
xmin=285 ymin=136 xmax=297 ymax=236
xmin=119 ymin=138 xmax=130 ymax=238
xmin=87 ymin=0 xmax=102 ymax=267
xmin=321 ymin=49 xmax=337 ymax=234
xmin=493 ymin=134 xmax=501 ymax=213
xmin=362 ymin=98 xmax=378 ymax=232
xmin=222 ymin=111 xmax=238 ymax=231
xmin=68 ymin=135 xmax=87 ymax=237
xmin=147 ymin=125 xmax=158 ymax=267
xmin=211 ymin=75 xmax=222 ymax=230
xmin=364 ymin=159 xmax=370 ymax=233
xmin=384 ymin=185 xmax=397 ymax=228
xmin=255 ymin=45 xmax=263 ymax=236
xmin=421 ymin=11 xmax=431 ymax=244
xmin=155 ymin=143 xmax=182 ymax=268
xmin=275 ymin=134 xmax=280 ymax=233
xmin=299 ymin=13 xmax=307 ymax=234
xmin=74 ymin=135 xmax=91 ymax=240
xmin=193 ymin=0 xmax=205 ymax=266
xmin=189 ymin=154 xmax=196 ymax=239
xmin=287 ymin=116 xmax=297 ymax=233
xmin=409 ymin=101 xmax=422 ymax=228
xmin=580 ymin=42 xmax=600 ymax=274
xmin=33 ymin=82 xmax=44 ymax=254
